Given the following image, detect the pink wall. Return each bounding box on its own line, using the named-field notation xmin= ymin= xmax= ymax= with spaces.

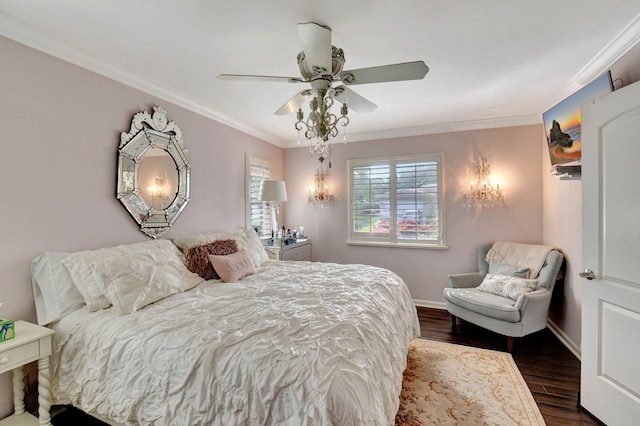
xmin=542 ymin=138 xmax=583 ymax=354
xmin=0 ymin=36 xmax=283 ymax=415
xmin=283 ymin=125 xmax=544 ymax=303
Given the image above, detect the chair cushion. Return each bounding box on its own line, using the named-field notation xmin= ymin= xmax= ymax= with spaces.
xmin=443 ymin=287 xmax=521 ymax=322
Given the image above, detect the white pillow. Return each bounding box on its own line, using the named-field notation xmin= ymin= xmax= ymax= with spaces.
xmin=172 ymin=229 xmax=243 ymax=252
xmin=477 ymin=273 xmax=538 ymax=300
xmin=30 ymin=252 xmax=85 ymax=325
xmin=98 ymin=249 xmax=203 ymax=315
xmin=233 ymin=228 xmax=269 ymax=268
xmin=61 ymin=239 xmax=184 ymax=311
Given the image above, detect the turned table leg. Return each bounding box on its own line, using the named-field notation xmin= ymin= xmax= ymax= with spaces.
xmin=37 ymin=356 xmax=52 ymax=426
xmin=12 ymin=365 xmax=26 ymax=415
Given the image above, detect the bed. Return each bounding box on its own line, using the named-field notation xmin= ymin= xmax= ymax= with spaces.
xmin=30 ymin=229 xmax=420 ymax=425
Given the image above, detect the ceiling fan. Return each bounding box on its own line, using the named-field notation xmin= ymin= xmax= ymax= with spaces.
xmin=218 ymin=21 xmax=429 ymax=115
xmin=217 ymin=22 xmax=428 ymax=149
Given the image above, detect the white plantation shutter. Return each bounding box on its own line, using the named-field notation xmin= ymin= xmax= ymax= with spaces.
xmin=349 ymin=154 xmax=445 ymax=247
xmin=245 ymin=155 xmax=272 ymax=238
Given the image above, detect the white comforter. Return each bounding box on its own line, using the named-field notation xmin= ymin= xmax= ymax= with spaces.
xmin=51 ymin=261 xmax=420 ymax=425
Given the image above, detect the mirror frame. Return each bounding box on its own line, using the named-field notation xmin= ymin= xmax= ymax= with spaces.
xmin=117 ymin=106 xmax=190 ymax=238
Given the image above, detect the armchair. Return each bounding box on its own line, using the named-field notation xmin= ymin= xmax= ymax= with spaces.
xmin=443 ymin=242 xmax=564 ymax=351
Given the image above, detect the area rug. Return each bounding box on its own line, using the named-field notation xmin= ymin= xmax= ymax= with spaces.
xmin=396 ymin=339 xmax=545 ymax=425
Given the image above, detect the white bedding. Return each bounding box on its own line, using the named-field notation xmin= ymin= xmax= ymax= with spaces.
xmin=50 ymin=260 xmax=420 ymax=425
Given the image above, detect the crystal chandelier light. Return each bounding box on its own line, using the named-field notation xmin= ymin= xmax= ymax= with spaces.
xmin=295 ymin=90 xmax=349 ymax=162
xmin=464 ymin=162 xmax=504 ymax=209
xmin=308 ymin=167 xmax=335 ymax=208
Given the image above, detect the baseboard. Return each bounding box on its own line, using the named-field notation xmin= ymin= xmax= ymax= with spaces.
xmin=413 ymin=299 xmax=446 ymax=309
xmin=414 ymin=299 xmax=582 ymax=360
xmin=547 ymin=319 xmax=581 ymax=361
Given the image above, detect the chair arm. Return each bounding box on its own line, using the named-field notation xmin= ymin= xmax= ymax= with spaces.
xmin=448 ymin=272 xmax=486 ymax=288
xmin=515 ymin=289 xmax=553 ymax=329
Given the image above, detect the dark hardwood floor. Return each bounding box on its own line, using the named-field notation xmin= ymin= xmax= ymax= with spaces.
xmin=50 ymin=306 xmax=603 ymax=425
xmin=417 ymin=306 xmax=603 ymax=426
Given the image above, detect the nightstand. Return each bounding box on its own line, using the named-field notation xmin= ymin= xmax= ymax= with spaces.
xmin=265 ymin=239 xmax=312 ymax=261
xmin=0 ymin=321 xmax=55 ymax=426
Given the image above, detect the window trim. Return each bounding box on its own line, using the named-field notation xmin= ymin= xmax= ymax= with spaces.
xmin=347 ymin=153 xmax=447 ymax=249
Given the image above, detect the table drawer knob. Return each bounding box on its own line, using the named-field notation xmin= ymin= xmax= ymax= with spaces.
xmin=0 ymin=356 xmax=8 ymax=364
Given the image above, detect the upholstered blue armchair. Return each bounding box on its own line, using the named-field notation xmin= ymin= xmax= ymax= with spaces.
xmin=443 ymin=242 xmax=564 ymax=351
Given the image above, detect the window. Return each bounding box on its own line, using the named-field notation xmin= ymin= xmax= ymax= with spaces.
xmin=348 ymin=153 xmax=445 ymax=248
xmin=245 ymin=154 xmax=272 ymax=238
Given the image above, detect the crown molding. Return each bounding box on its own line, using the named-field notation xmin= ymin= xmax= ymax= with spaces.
xmin=282 ymin=114 xmax=541 ymax=148
xmin=562 ymin=12 xmax=640 ymax=97
xmin=3 ymin=10 xmax=638 ymax=150
xmin=0 ymin=15 xmax=285 ymax=147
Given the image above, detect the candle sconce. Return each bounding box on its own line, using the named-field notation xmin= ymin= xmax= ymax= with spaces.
xmin=464 ymin=162 xmax=504 ymax=209
xmin=308 ymin=167 xmax=335 ymax=208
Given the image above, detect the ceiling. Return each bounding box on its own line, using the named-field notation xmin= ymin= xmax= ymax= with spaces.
xmin=2 ymin=1 xmax=640 ymax=148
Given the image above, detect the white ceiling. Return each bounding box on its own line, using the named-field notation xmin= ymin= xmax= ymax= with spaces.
xmin=2 ymin=1 xmax=640 ymax=147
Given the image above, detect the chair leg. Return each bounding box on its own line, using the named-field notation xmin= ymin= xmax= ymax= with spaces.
xmin=450 ymin=314 xmax=458 ymax=331
xmin=507 ymin=336 xmax=514 ymax=352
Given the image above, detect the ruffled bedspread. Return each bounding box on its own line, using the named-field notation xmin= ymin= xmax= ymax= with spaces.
xmin=51 ymin=261 xmax=420 ymax=425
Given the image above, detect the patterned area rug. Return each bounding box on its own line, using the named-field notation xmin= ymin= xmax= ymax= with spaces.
xmin=396 ymin=339 xmax=546 ymax=425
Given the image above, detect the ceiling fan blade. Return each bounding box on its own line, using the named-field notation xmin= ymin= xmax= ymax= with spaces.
xmin=339 ymin=61 xmax=429 ymax=85
xmin=333 ymin=85 xmax=377 ymax=113
xmin=217 ymin=74 xmax=304 ymax=83
xmin=296 ymin=22 xmax=332 ymax=73
xmin=274 ymin=89 xmax=313 ymax=115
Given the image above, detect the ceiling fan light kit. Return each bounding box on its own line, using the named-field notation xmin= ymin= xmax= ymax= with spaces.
xmin=218 ymin=22 xmax=429 ymax=161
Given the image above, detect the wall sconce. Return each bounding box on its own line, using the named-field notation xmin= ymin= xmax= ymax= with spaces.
xmin=464 ymin=162 xmax=504 ymax=208
xmin=150 ymin=177 xmax=168 ymax=202
xmin=308 ymin=167 xmax=335 ymax=208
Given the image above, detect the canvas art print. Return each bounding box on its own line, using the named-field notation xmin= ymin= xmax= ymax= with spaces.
xmin=543 ymin=72 xmax=613 ymax=166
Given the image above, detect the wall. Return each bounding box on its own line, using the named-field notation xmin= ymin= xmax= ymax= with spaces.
xmin=284 ymin=125 xmax=544 ymax=303
xmin=542 ymin=151 xmax=583 ymax=354
xmin=0 ymin=36 xmax=283 ymax=417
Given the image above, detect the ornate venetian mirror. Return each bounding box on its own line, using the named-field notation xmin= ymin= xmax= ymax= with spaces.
xmin=117 ymin=106 xmax=190 ymax=238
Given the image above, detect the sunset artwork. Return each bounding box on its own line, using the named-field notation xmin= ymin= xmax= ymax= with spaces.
xmin=543 ymin=72 xmax=613 ymax=166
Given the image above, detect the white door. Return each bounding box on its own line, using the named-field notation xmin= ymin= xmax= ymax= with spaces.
xmin=581 ymin=79 xmax=640 ymax=425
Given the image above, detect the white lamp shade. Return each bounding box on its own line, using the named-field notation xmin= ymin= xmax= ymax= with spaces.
xmin=259 ymin=180 xmax=287 ymax=202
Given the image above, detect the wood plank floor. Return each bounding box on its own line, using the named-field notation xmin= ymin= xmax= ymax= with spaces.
xmin=417 ymin=306 xmax=604 ymax=426
xmin=50 ymin=306 xmax=604 ymax=425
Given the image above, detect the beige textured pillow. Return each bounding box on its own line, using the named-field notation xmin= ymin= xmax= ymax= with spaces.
xmin=208 ymin=250 xmax=256 ymax=283
xmin=233 ymin=228 xmax=269 ymax=268
xmin=172 ymin=229 xmax=243 ymax=252
xmin=184 ymin=239 xmax=238 ymax=280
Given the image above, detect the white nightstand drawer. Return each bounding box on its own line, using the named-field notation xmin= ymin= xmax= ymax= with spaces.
xmin=281 ymin=243 xmax=311 ymax=261
xmin=0 ymin=341 xmax=39 ymax=373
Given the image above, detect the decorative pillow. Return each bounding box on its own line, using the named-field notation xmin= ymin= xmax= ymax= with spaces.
xmin=30 ymin=252 xmax=85 ymax=325
xmin=184 ymin=239 xmax=238 ymax=280
xmin=488 ymin=261 xmax=529 ymax=278
xmin=98 ymin=250 xmax=204 ymax=315
xmin=61 ymin=239 xmax=183 ymax=312
xmin=233 ymin=228 xmax=269 ymax=268
xmin=478 ymin=273 xmax=539 ymax=300
xmin=208 ymin=250 xmax=256 ymax=283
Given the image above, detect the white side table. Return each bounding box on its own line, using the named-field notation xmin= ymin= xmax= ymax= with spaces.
xmin=266 ymin=239 xmax=312 ymax=261
xmin=0 ymin=321 xmax=54 ymax=426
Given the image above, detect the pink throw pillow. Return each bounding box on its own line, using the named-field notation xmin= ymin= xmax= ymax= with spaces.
xmin=208 ymin=250 xmax=256 ymax=283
